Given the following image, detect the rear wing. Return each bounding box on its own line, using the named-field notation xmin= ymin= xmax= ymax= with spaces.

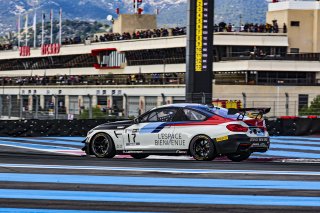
xmin=228 ymin=108 xmax=271 ymax=120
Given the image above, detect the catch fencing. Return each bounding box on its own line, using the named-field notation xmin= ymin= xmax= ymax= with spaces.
xmin=0 ymin=92 xmax=319 ymax=120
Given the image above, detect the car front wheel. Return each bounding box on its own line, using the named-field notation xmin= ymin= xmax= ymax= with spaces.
xmin=90 ymin=133 xmax=116 ymax=158
xmin=227 ymin=151 xmax=251 ymax=162
xmin=190 ymin=135 xmax=216 ymax=161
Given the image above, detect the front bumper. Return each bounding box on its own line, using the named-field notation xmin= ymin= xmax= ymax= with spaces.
xmin=214 ymin=134 xmax=270 ymax=155
xmin=81 ymin=137 xmax=91 ymax=155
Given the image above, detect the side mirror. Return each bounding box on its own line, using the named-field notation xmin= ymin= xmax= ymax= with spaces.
xmin=133 ymin=117 xmax=140 ymax=124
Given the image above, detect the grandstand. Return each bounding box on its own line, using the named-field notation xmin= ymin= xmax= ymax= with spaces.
xmin=0 ymin=0 xmax=320 ymax=119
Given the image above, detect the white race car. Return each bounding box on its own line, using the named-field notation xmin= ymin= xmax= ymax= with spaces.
xmin=82 ymin=104 xmax=270 ymax=162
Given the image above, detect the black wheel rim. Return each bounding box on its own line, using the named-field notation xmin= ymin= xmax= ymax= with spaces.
xmin=92 ymin=135 xmax=109 ymax=156
xmin=194 ymin=138 xmax=210 ymax=158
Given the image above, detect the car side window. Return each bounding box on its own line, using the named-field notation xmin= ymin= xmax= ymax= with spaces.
xmin=140 ymin=108 xmax=177 ymax=122
xmin=183 ymin=109 xmax=207 ymax=121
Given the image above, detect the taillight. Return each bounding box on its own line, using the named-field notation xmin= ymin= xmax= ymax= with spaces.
xmin=226 ymin=124 xmax=248 ymax=132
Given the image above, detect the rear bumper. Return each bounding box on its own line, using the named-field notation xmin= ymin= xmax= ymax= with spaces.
xmin=214 ymin=134 xmax=270 ymax=155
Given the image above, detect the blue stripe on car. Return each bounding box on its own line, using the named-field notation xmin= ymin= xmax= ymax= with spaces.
xmin=139 ymin=122 xmax=165 ymax=134
xmin=151 ymin=123 xmax=168 ymax=133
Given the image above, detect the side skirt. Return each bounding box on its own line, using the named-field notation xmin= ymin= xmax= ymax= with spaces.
xmin=117 ymin=150 xmax=189 ymax=155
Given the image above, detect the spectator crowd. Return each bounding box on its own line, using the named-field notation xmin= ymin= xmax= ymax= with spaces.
xmin=94 ymin=28 xmax=176 ymax=42
xmin=0 ymin=73 xmax=183 ymax=87
xmin=0 ymin=43 xmax=13 ymax=51
xmin=215 ymin=21 xmax=285 ymax=33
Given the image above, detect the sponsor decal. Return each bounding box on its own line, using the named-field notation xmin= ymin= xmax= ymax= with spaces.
xmin=114 ymin=131 xmax=122 ymax=138
xmin=155 ymin=133 xmax=186 ymax=146
xmin=176 ymin=150 xmax=187 ymax=154
xmin=41 ymin=43 xmax=61 ymax=55
xmin=19 ymin=46 xmax=31 ymax=57
xmin=250 ymin=137 xmax=269 ymax=142
xmin=195 ymin=0 xmax=210 ymax=72
xmin=251 ymin=142 xmax=268 ymax=148
xmin=123 ymin=150 xmax=144 ymax=154
xmin=195 ymin=0 xmax=203 ymax=71
xmin=116 ymin=144 xmax=123 ymax=149
xmin=216 ymin=135 xmax=228 ymax=142
xmin=126 ymin=132 xmax=140 ymax=146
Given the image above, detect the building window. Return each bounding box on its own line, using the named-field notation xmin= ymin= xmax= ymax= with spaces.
xmin=290 ymin=21 xmax=300 ymax=27
xmin=290 ymin=48 xmax=299 ymax=53
xmin=298 ymin=94 xmax=308 ymax=111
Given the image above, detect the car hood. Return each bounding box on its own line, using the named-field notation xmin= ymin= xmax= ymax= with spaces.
xmin=93 ymin=120 xmax=133 ymax=130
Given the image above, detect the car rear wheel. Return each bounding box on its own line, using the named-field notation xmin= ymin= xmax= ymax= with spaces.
xmin=90 ymin=133 xmax=116 ymax=158
xmin=190 ymin=135 xmax=216 ymax=161
xmin=130 ymin=154 xmax=149 ymax=159
xmin=227 ymin=151 xmax=251 ymax=162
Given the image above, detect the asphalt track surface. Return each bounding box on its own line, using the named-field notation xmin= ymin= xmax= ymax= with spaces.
xmin=0 ymin=137 xmax=319 ymax=212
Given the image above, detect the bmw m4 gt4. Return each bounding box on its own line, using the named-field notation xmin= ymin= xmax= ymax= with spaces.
xmin=82 ymin=104 xmax=270 ymax=162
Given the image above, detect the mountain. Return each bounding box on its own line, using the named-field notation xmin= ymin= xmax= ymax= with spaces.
xmin=0 ymin=0 xmax=268 ymax=36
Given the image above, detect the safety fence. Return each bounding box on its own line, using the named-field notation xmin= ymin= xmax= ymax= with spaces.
xmin=0 ymin=92 xmax=319 ymax=120
xmin=0 ymin=118 xmax=319 ymax=137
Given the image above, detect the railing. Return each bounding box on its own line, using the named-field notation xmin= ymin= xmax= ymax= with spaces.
xmin=215 ymin=78 xmax=319 ymax=86
xmin=221 ymin=53 xmax=320 ymax=61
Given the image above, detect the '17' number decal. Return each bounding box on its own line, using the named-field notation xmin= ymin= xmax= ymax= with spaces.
xmin=128 ymin=133 xmax=136 ymax=143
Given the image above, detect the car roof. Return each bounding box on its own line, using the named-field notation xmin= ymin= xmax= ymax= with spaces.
xmin=155 ymin=103 xmax=208 ymax=109
xmin=153 ymin=103 xmax=215 ymax=113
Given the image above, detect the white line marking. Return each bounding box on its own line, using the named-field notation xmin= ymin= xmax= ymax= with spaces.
xmin=0 ymin=163 xmax=319 ymax=176
xmin=0 ymin=144 xmax=84 ymax=156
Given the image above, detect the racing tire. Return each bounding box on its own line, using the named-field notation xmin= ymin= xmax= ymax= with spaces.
xmin=90 ymin=133 xmax=116 ymax=158
xmin=189 ymin=135 xmax=216 ymax=161
xmin=130 ymin=154 xmax=149 ymax=159
xmin=227 ymin=151 xmax=251 ymax=162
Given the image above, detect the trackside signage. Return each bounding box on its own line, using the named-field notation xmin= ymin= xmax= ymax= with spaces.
xmin=195 ymin=0 xmax=210 ymax=72
xmin=19 ymin=46 xmax=31 ymax=57
xmin=186 ymin=0 xmax=213 ymax=103
xmin=41 ymin=44 xmax=61 ymax=55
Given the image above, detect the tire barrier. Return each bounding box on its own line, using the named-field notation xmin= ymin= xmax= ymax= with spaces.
xmin=266 ymin=118 xmax=320 ymax=136
xmin=279 ymin=118 xmax=297 ymax=136
xmin=265 ymin=119 xmax=282 ymax=136
xmin=0 ymin=118 xmax=319 ymax=137
xmin=294 ymin=118 xmax=313 ymax=136
xmin=0 ymin=119 xmax=126 ymax=137
xmin=309 ymin=119 xmax=320 ymax=135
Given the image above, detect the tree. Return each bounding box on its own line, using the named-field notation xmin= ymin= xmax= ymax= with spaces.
xmin=80 ymin=107 xmax=106 ymax=119
xmin=299 ymin=95 xmax=320 ymax=116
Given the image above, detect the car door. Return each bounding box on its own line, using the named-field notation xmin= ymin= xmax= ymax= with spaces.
xmin=171 ymin=108 xmax=209 ymax=150
xmin=124 ymin=107 xmax=178 ymax=151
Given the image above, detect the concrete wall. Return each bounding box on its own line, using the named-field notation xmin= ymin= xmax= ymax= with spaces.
xmin=267 ymin=1 xmax=320 ymax=53
xmin=313 ymin=10 xmax=320 ymax=52
xmin=113 ymin=14 xmax=157 ymax=34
